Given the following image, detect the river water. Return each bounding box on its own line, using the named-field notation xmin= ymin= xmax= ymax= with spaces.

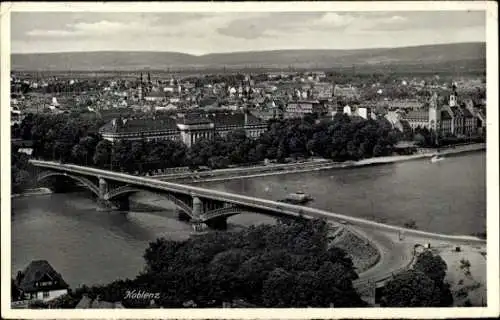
xmin=11 ymin=151 xmax=486 ymax=288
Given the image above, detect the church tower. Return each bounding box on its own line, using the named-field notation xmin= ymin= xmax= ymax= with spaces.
xmin=138 ymin=73 xmax=143 ymax=101
xmin=449 ymin=82 xmax=458 ymax=107
xmin=428 ymin=92 xmax=440 ymax=132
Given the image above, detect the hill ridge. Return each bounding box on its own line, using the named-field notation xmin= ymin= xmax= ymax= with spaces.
xmin=11 ymin=42 xmax=486 ymax=72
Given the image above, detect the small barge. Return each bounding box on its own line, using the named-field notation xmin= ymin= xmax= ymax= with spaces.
xmin=279 ymin=191 xmax=314 ymax=204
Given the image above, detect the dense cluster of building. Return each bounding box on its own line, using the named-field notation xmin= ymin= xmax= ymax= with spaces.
xmin=11 ymin=72 xmax=486 ymax=145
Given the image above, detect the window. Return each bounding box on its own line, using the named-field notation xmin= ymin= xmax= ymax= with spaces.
xmin=43 ymin=291 xmax=50 ymax=298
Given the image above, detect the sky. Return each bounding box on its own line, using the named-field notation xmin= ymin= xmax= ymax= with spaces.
xmin=11 ymin=11 xmax=486 ymax=55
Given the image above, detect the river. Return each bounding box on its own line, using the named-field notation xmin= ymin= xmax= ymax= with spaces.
xmin=11 ymin=151 xmax=486 ymax=289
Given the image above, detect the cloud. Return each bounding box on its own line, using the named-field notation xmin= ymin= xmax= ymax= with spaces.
xmin=315 ymin=13 xmax=356 ymax=28
xmin=217 ymin=13 xmax=323 ymax=39
xmin=13 ymin=11 xmax=486 ymax=54
xmin=22 ymin=13 xmax=224 ymax=40
xmin=26 ymin=29 xmax=75 ymax=37
xmin=216 ymin=12 xmax=417 ymax=40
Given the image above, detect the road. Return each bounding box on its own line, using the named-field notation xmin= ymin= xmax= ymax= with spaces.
xmin=351 ymin=222 xmax=486 ymax=286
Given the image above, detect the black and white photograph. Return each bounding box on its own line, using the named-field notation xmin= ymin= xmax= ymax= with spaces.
xmin=1 ymin=1 xmax=498 ymax=319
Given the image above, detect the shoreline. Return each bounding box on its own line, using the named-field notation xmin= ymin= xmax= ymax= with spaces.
xmin=11 ymin=187 xmax=53 ymax=198
xmin=12 ymin=143 xmax=485 ymax=238
xmin=181 ymin=142 xmax=486 ymax=184
xmin=14 ymin=143 xmax=483 ymax=197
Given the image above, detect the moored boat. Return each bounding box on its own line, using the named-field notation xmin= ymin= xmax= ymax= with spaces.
xmin=430 ymin=154 xmax=445 ymax=163
xmin=280 ymin=191 xmax=314 ymax=204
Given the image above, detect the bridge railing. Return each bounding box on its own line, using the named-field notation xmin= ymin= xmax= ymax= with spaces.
xmin=30 ymin=160 xmax=487 ymax=245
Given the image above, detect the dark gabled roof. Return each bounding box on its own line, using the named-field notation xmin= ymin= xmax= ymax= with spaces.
xmin=405 ymin=110 xmax=428 ymax=121
xmin=449 ymin=107 xmax=464 ymax=117
xmin=18 ymin=260 xmax=68 ymax=293
xmin=461 ymin=107 xmax=474 ymax=118
xmin=180 ymin=114 xmax=213 ymax=125
xmin=100 ymin=117 xmax=178 ymax=134
xmin=145 ymin=91 xmax=166 ymax=98
xmin=441 ymin=110 xmax=452 ymax=120
xmin=199 ymin=96 xmax=218 ymax=107
xmin=212 ymin=113 xmax=264 ymax=127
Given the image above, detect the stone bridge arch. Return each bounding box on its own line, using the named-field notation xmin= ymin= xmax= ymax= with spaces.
xmin=36 ymin=171 xmax=100 ymax=196
xmin=201 ymin=204 xmax=309 ymax=224
xmin=201 ymin=205 xmax=244 ymax=222
xmin=104 ymin=186 xmax=194 ymax=218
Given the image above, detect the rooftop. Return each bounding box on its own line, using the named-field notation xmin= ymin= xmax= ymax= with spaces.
xmin=405 ymin=110 xmax=429 ymax=121
xmin=441 ymin=110 xmax=452 ymax=120
xmin=100 ymin=117 xmax=178 ymax=134
xmin=17 ymin=260 xmax=69 ymax=293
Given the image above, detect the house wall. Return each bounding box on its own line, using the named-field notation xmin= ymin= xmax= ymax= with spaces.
xmin=357 ymin=108 xmax=368 ymax=120
xmin=29 ymin=289 xmax=68 ymax=302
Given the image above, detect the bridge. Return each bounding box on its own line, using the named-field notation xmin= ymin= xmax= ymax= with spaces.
xmin=29 ymin=160 xmax=487 ymax=302
xmin=30 ymin=160 xmax=334 ymax=230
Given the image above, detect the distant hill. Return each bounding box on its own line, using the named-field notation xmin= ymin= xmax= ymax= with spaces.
xmin=11 ymin=42 xmax=486 ymax=72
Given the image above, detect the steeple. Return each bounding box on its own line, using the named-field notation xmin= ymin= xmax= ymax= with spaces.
xmin=428 ymin=91 xmax=440 ymax=134
xmin=449 ymin=82 xmax=458 ymax=107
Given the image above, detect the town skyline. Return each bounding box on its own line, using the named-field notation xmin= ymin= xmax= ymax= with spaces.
xmin=12 ymin=11 xmax=485 ymax=55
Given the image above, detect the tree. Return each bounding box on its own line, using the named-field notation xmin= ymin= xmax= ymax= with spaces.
xmin=381 ymin=251 xmax=453 ymax=307
xmin=11 ymin=279 xmax=22 ymax=301
xmin=93 ymin=140 xmax=112 ymax=168
xmin=414 ymin=251 xmax=447 ymax=285
xmin=380 ymin=270 xmax=444 ymax=307
xmin=134 ymin=220 xmax=364 ymax=308
xmin=261 ymin=268 xmax=295 ymax=307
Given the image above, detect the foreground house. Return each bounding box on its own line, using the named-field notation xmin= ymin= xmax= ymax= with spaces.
xmin=16 ymin=260 xmax=69 ymax=302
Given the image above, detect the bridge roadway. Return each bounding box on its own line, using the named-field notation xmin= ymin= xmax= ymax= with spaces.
xmin=30 ymin=160 xmax=486 ymax=288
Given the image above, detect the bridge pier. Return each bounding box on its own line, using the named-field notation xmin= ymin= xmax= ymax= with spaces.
xmin=99 ymin=178 xmax=108 ymax=198
xmin=191 ymin=219 xmax=208 ymax=232
xmin=191 ymin=196 xmax=207 ymax=231
xmin=112 ymin=196 xmax=130 ymax=211
xmin=96 ymin=198 xmax=114 ymax=211
xmin=205 ymin=216 xmax=228 ymax=230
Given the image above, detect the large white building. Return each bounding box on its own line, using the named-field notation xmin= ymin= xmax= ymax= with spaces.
xmin=100 ymin=112 xmax=268 ymax=147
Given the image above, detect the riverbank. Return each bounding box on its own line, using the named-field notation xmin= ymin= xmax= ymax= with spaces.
xmin=178 ymin=142 xmax=486 ymax=184
xmin=11 ymin=187 xmax=52 ymax=198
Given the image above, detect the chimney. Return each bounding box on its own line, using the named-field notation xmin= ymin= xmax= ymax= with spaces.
xmin=244 ymin=111 xmax=248 ymax=125
xmin=112 ymin=119 xmax=117 ymax=128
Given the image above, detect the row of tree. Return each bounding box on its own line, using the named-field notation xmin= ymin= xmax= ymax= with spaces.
xmin=413 ymin=126 xmax=485 ymax=148
xmin=41 ymin=219 xmax=366 ymax=308
xmin=23 ymin=219 xmax=454 ymax=308
xmin=12 ymin=112 xmax=400 ymax=174
xmin=11 ymin=151 xmax=31 ymax=194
